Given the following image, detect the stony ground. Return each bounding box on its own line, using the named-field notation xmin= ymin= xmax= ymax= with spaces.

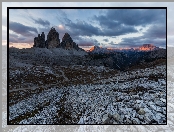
xmin=9 ymin=63 xmax=166 ymax=124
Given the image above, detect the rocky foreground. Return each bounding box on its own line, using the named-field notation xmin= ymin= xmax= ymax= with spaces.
xmin=9 ymin=63 xmax=166 ymax=124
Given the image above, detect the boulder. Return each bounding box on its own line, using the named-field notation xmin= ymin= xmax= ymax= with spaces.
xmin=137 ymin=108 xmax=146 ymax=115
xmin=112 ymin=113 xmax=120 ymax=121
xmin=102 ymin=114 xmax=110 ymax=124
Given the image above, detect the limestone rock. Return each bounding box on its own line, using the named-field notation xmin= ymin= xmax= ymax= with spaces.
xmin=137 ymin=108 xmax=145 ymax=115
xmin=47 ymin=27 xmax=60 ymax=48
xmin=33 ymin=32 xmax=45 ymax=48
xmin=112 ymin=113 xmax=120 ymax=121
xmin=102 ymin=114 xmax=110 ymax=124
xmin=61 ymin=33 xmax=79 ymax=50
xmin=33 ymin=28 xmax=81 ymax=51
xmin=126 ymin=117 xmax=132 ymax=124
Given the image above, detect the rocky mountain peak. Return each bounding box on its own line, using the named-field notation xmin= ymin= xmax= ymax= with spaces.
xmin=90 ymin=45 xmax=101 ymax=52
xmin=139 ymin=44 xmax=157 ymax=51
xmin=33 ymin=28 xmax=81 ymax=51
xmin=62 ymin=33 xmax=72 ymax=42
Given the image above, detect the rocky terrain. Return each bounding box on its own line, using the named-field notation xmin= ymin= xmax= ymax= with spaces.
xmin=3 ymin=44 xmax=174 ymax=132
xmin=9 ymin=46 xmax=166 ymax=124
xmin=8 ymin=30 xmax=167 ymax=125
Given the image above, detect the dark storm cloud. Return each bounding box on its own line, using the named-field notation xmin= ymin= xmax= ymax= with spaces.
xmin=93 ymin=9 xmax=165 ymax=39
xmin=65 ymin=19 xmax=101 ymax=37
xmin=59 ymin=9 xmax=140 ymax=37
xmin=9 ymin=21 xmax=38 ymax=37
xmin=32 ymin=17 xmax=50 ymax=27
xmin=55 ymin=10 xmax=136 ymax=38
xmin=94 ymin=15 xmax=121 ymax=28
xmin=99 ymin=9 xmax=166 ymax=26
xmin=103 ymin=38 xmax=109 ymax=42
xmin=64 ymin=18 xmax=138 ymax=37
xmin=102 ymin=25 xmax=138 ymax=36
xmin=143 ymin=24 xmax=166 ymax=38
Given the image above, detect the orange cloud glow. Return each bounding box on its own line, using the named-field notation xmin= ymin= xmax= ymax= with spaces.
xmin=9 ymin=43 xmax=33 ymax=49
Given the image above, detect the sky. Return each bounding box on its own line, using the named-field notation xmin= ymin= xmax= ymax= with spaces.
xmin=2 ymin=2 xmax=173 ymax=50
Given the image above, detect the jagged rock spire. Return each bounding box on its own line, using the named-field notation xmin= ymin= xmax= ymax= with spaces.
xmin=33 ymin=28 xmax=81 ymax=50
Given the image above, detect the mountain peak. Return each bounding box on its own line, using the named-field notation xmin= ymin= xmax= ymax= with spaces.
xmin=90 ymin=45 xmax=101 ymax=52
xmin=139 ymin=44 xmax=157 ymax=51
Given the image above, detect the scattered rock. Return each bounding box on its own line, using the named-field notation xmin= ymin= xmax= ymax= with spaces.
xmin=155 ymin=100 xmax=166 ymax=107
xmin=160 ymin=98 xmax=166 ymax=103
xmin=112 ymin=113 xmax=120 ymax=122
xmin=126 ymin=117 xmax=132 ymax=124
xmin=150 ymin=105 xmax=157 ymax=111
xmin=137 ymin=114 xmax=144 ymax=121
xmin=132 ymin=118 xmax=140 ymax=124
xmin=137 ymin=108 xmax=146 ymax=115
xmin=102 ymin=114 xmax=109 ymax=124
xmin=108 ymin=113 xmax=113 ymax=118
xmin=144 ymin=114 xmax=153 ymax=123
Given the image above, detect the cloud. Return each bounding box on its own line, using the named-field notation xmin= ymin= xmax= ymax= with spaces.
xmin=9 ymin=21 xmax=38 ymax=37
xmin=103 ymin=38 xmax=109 ymax=42
xmin=63 ymin=10 xmax=140 ymax=37
xmin=102 ymin=9 xmax=166 ymax=26
xmin=93 ymin=9 xmax=165 ymax=37
xmin=65 ymin=19 xmax=101 ymax=37
xmin=9 ymin=33 xmax=19 ymax=43
xmin=109 ymin=41 xmax=116 ymax=45
xmin=102 ymin=25 xmax=138 ymax=36
xmin=55 ymin=10 xmax=101 ymax=39
xmin=143 ymin=24 xmax=166 ymax=38
xmin=64 ymin=18 xmax=138 ymax=37
xmin=9 ymin=33 xmax=34 ymax=44
xmin=73 ymin=36 xmax=100 ymax=46
xmin=116 ymin=25 xmax=166 ymax=48
xmin=118 ymin=36 xmax=166 ymax=48
xmin=56 ymin=10 xmax=137 ymax=38
xmin=32 ymin=17 xmax=50 ymax=27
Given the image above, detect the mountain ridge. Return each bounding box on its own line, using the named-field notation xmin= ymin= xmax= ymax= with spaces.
xmin=89 ymin=44 xmax=162 ymax=53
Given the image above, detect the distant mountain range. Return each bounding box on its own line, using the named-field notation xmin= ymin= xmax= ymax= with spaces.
xmin=9 ymin=43 xmax=166 ymax=71
xmin=89 ymin=44 xmax=161 ymax=53
xmin=87 ymin=44 xmax=166 ymax=70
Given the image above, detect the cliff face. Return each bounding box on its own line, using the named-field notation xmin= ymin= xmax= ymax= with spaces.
xmin=60 ymin=33 xmax=79 ymax=50
xmin=33 ymin=32 xmax=46 ymax=48
xmin=46 ymin=27 xmax=60 ymax=49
